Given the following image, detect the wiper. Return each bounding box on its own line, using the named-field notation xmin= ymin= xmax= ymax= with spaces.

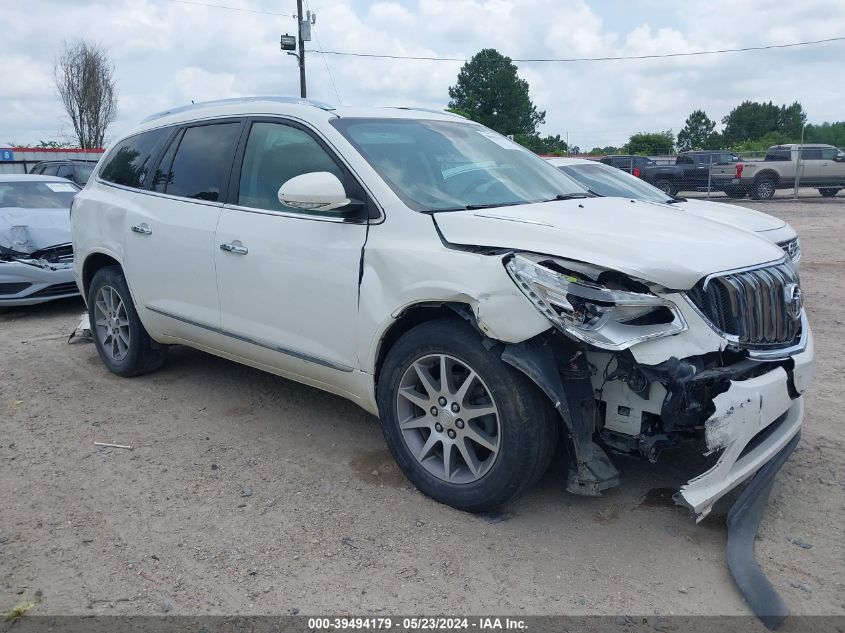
xmin=666 ymin=197 xmax=688 ymax=204
xmin=543 ymin=193 xmax=592 ymax=202
xmin=427 ymin=202 xmax=525 ymax=213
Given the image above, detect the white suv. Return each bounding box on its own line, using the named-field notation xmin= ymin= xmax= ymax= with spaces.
xmin=72 ymin=97 xmax=814 ymax=518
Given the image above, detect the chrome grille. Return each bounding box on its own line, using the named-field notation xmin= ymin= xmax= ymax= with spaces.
xmin=686 ymin=261 xmax=802 ymax=348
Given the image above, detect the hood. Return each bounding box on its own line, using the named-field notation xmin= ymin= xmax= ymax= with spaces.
xmin=0 ymin=207 xmax=71 ymax=255
xmin=675 ymin=198 xmax=786 ymax=232
xmin=433 ymin=197 xmax=787 ymax=289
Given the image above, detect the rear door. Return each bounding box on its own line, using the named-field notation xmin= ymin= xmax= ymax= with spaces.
xmin=214 ymin=118 xmax=370 ymax=386
xmin=119 ymin=120 xmax=243 ymax=344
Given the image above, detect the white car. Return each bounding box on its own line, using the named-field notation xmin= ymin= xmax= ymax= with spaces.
xmin=545 ymin=157 xmax=800 ymax=263
xmin=72 ymin=98 xmax=813 ymax=519
xmin=1 ymin=174 xmax=80 ymax=307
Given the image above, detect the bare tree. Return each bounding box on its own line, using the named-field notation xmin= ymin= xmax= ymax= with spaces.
xmin=54 ymin=40 xmax=118 ymax=149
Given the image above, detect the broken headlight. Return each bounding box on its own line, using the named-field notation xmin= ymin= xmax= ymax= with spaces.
xmin=505 ymin=253 xmax=687 ymax=350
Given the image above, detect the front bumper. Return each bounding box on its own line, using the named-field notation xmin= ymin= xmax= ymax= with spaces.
xmin=0 ymin=261 xmax=79 ymax=306
xmin=677 ymin=325 xmax=814 ymax=520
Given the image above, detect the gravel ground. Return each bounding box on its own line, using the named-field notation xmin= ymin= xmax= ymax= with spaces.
xmin=1 ymin=198 xmax=843 ymax=622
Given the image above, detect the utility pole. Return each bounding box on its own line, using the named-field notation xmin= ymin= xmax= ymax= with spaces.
xmin=296 ymin=0 xmax=306 ymax=97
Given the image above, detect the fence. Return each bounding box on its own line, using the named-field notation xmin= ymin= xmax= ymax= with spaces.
xmin=0 ymin=147 xmax=104 ymax=175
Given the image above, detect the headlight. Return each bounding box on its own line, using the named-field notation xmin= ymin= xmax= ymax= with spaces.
xmin=505 ymin=253 xmax=687 ymax=350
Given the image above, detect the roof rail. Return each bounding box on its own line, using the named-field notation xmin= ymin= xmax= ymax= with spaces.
xmin=390 ymin=107 xmax=468 ymax=119
xmin=140 ymin=96 xmax=336 ymax=123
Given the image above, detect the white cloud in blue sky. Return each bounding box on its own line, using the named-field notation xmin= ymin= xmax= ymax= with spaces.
xmin=1 ymin=0 xmax=843 ymax=149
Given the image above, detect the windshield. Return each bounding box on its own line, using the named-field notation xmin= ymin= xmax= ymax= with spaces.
xmin=76 ymin=164 xmax=94 ymax=184
xmin=558 ymin=162 xmax=672 ymax=204
xmin=331 ymin=118 xmax=587 ymax=212
xmin=0 ymin=180 xmax=79 ymax=209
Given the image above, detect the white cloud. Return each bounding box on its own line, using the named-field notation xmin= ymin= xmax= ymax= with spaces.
xmin=1 ymin=0 xmax=843 ymax=149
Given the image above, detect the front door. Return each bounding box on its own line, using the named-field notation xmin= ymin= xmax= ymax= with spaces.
xmin=214 ymin=119 xmax=370 ymax=388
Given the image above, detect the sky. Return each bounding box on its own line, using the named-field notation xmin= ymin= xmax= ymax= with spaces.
xmin=2 ymin=0 xmax=844 ymax=150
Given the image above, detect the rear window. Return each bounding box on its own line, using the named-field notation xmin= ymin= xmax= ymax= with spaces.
xmin=99 ymin=128 xmax=171 ymax=188
xmin=157 ymin=122 xmax=241 ymax=202
xmin=0 ymin=180 xmax=79 ymax=209
xmin=765 ymin=148 xmax=792 ymax=162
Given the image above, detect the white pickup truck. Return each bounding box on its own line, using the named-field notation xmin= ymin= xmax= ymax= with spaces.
xmin=711 ymin=143 xmax=845 ymax=199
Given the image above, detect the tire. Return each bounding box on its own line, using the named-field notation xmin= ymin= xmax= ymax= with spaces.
xmin=377 ymin=319 xmax=558 ymax=512
xmin=818 ymin=188 xmax=841 ymax=198
xmin=88 ymin=266 xmax=167 ymax=377
xmin=654 ymin=180 xmax=678 ymax=197
xmin=724 ymin=187 xmax=747 ymax=199
xmin=751 ymin=177 xmax=776 ymax=200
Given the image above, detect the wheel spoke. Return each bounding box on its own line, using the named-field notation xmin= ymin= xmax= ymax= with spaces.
xmin=399 ymin=415 xmax=432 ymax=431
xmin=417 ymin=433 xmax=438 ymax=461
xmin=440 ymin=354 xmax=453 ymax=395
xmin=399 ymin=385 xmax=432 ymax=411
xmin=412 ymin=361 xmax=439 ymax=398
xmin=118 ymin=329 xmax=130 ymax=348
xmin=442 ymin=442 xmax=453 ymax=482
xmin=465 ymin=425 xmax=497 ymax=453
xmin=457 ymin=438 xmax=481 ymax=477
xmin=453 ymin=369 xmax=478 ymax=405
xmin=463 ymin=402 xmax=497 ymax=421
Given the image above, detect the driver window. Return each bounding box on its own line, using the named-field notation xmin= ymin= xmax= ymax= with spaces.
xmin=238 ymin=122 xmax=344 ymax=214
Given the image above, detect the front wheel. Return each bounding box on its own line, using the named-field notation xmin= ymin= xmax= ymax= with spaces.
xmin=88 ymin=266 xmax=167 ymax=377
xmin=818 ymin=188 xmax=841 ymax=198
xmin=377 ymin=320 xmax=557 ymax=512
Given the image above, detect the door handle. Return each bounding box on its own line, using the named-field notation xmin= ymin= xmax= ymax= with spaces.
xmin=220 ymin=242 xmax=248 ymax=255
xmin=131 ymin=223 xmax=152 ymax=236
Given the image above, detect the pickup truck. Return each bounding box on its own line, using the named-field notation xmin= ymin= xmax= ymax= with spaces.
xmin=636 ymin=150 xmax=740 ymax=196
xmin=711 ymin=143 xmax=845 ymax=200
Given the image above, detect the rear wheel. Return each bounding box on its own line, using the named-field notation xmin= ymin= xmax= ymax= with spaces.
xmin=654 ymin=179 xmax=678 ymax=197
xmin=88 ymin=266 xmax=167 ymax=377
xmin=724 ymin=186 xmax=747 ymax=199
xmin=818 ymin=188 xmax=841 ymax=198
xmin=377 ymin=320 xmax=557 ymax=512
xmin=751 ymin=177 xmax=776 ymax=200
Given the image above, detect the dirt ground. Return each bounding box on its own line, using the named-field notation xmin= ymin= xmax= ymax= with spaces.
xmin=1 ymin=198 xmax=843 ymax=622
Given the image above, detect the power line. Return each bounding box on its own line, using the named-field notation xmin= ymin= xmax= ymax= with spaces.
xmin=164 ymin=0 xmax=292 ymax=17
xmin=304 ymin=0 xmax=342 ymax=104
xmin=306 ymin=35 xmax=845 ymax=63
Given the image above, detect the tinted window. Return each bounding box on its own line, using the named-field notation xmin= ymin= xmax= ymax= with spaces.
xmin=163 ymin=123 xmax=241 ymax=201
xmin=100 ymin=128 xmax=170 ymax=188
xmin=56 ymin=164 xmax=74 ymax=179
xmin=41 ymin=164 xmax=59 ymax=176
xmin=765 ymin=148 xmax=792 ymax=161
xmin=676 ymin=155 xmax=694 ymax=165
xmin=800 ymin=148 xmax=822 ymax=160
xmin=237 ymin=122 xmax=343 ymax=214
xmin=820 ymin=147 xmax=839 ymax=160
xmin=75 ymin=164 xmax=94 ymax=184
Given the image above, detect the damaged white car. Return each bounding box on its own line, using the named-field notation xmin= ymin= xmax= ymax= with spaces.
xmin=72 ymin=98 xmax=813 ymax=521
xmin=1 ymin=175 xmax=80 ymax=307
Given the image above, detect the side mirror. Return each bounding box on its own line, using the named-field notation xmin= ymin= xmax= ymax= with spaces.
xmin=278 ymin=171 xmax=350 ymax=212
xmin=835 ymin=153 xmax=845 ymax=162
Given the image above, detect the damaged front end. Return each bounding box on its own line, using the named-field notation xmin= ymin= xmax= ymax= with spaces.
xmin=501 ymin=252 xmax=812 ymax=522
xmin=1 ymin=242 xmax=78 ymax=306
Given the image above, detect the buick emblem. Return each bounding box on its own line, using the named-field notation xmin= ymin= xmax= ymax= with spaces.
xmin=784 ymin=283 xmax=803 ymax=320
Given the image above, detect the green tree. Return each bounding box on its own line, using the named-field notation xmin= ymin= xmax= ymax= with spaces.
xmin=805 ymin=121 xmax=845 ymax=147
xmin=448 ymin=48 xmax=545 ymax=136
xmin=513 ymin=133 xmax=568 ymax=154
xmin=677 ymin=110 xmax=717 ymax=151
xmin=627 ymin=131 xmax=674 ymax=155
xmin=721 ymin=101 xmax=782 ymax=144
xmin=778 ymin=102 xmax=807 ymax=139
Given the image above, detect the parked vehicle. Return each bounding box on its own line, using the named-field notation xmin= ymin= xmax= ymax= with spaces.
xmin=0 ymin=175 xmax=80 ymax=306
xmin=711 ymin=144 xmax=845 ymax=200
xmin=545 ymin=157 xmax=800 ymax=263
xmin=30 ymin=160 xmax=96 ymax=187
xmin=633 ymin=150 xmax=741 ymax=196
xmin=72 ymin=97 xmax=813 ymax=519
xmin=599 ymin=155 xmax=655 ymax=176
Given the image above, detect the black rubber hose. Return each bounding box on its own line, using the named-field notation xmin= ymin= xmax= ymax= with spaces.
xmin=726 ymin=431 xmax=801 ymax=630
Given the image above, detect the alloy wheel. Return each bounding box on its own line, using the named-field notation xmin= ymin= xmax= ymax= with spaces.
xmin=94 ymin=285 xmax=131 ymax=362
xmin=395 ymin=353 xmax=501 ymax=484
